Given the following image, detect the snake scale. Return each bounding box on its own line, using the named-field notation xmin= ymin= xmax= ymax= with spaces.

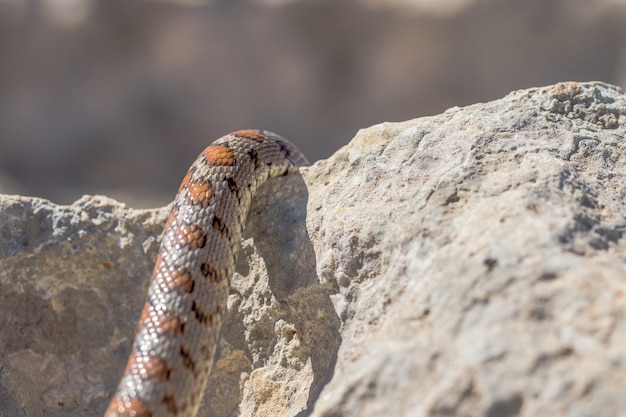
xmin=104 ymin=130 xmax=308 ymax=417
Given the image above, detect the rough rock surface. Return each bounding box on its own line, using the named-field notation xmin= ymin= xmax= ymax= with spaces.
xmin=1 ymin=81 xmax=626 ymax=417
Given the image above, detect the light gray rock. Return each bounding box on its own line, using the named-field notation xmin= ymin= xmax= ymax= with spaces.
xmin=0 ymin=196 xmax=169 ymax=416
xmin=306 ymin=81 xmax=626 ymax=417
xmin=1 ymin=81 xmax=626 ymax=417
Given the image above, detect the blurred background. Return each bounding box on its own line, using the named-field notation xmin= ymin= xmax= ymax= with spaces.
xmin=0 ymin=0 xmax=625 ymax=207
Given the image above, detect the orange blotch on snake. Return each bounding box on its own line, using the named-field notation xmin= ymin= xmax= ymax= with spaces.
xmin=158 ymin=314 xmax=185 ymax=337
xmin=177 ymin=223 xmax=206 ymax=249
xmin=168 ymin=268 xmax=195 ymax=294
xmin=178 ymin=171 xmax=193 ymax=193
xmin=126 ymin=350 xmax=172 ymax=382
xmin=107 ymin=396 xmax=153 ymax=417
xmin=139 ymin=304 xmax=185 ymax=337
xmin=138 ymin=304 xmax=150 ymax=327
xmin=202 ymin=144 xmax=236 ymax=166
xmin=185 ymin=178 xmax=212 ymax=207
xmin=231 ymin=129 xmax=267 ymax=142
xmin=152 ymin=253 xmax=165 ymax=271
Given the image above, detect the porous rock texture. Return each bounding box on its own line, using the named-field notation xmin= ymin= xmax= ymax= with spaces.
xmin=1 ymin=81 xmax=626 ymax=417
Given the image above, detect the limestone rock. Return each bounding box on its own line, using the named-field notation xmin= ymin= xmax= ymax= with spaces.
xmin=1 ymin=81 xmax=626 ymax=416
xmin=307 ymin=81 xmax=626 ymax=417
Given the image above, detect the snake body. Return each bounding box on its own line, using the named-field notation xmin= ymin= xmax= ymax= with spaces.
xmin=104 ymin=130 xmax=308 ymax=417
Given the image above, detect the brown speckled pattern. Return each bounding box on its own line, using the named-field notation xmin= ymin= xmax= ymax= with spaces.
xmin=104 ymin=130 xmax=308 ymax=417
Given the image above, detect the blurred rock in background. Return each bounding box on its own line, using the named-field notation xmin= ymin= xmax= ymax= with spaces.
xmin=1 ymin=0 xmax=625 ymax=207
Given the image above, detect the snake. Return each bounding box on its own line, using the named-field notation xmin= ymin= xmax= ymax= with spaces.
xmin=104 ymin=130 xmax=308 ymax=417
